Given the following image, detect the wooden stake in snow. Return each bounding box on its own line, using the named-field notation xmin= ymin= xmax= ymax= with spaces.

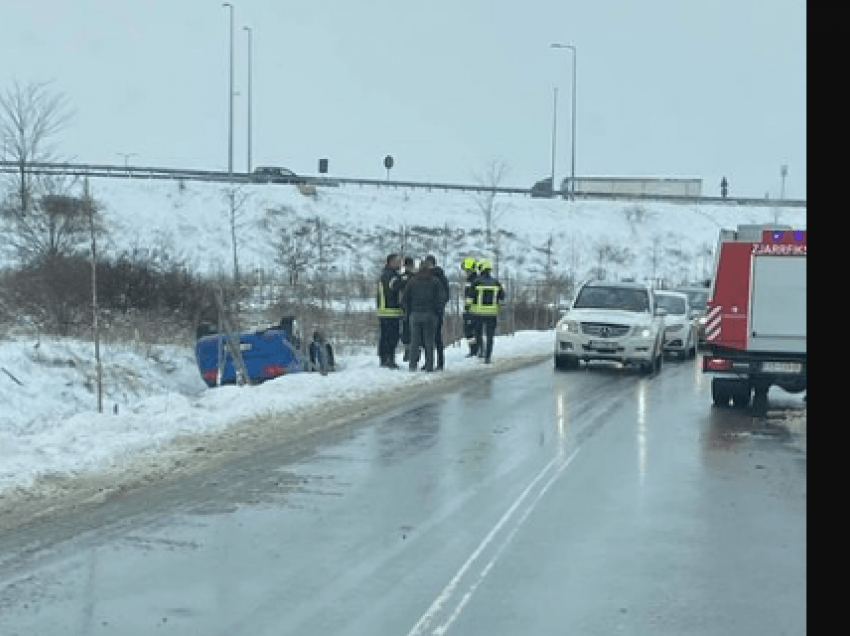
xmin=1 ymin=367 xmax=23 ymax=386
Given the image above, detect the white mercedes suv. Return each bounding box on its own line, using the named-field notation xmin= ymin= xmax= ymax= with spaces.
xmin=554 ymin=281 xmax=667 ymax=373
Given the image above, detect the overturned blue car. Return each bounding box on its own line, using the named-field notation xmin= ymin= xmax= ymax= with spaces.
xmin=195 ymin=317 xmax=306 ymax=388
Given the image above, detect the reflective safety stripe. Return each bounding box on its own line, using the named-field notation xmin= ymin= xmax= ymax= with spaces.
xmin=463 ymin=281 xmax=474 ymax=311
xmin=377 ymin=281 xmax=403 ymax=317
xmin=470 ymin=284 xmax=501 ymax=316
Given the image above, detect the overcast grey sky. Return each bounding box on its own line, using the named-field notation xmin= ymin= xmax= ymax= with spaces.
xmin=1 ymin=0 xmax=806 ymax=198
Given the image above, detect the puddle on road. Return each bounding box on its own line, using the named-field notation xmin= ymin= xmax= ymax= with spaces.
xmin=702 ymin=403 xmax=806 ymax=455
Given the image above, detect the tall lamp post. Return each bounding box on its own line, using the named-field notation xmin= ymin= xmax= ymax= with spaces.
xmin=116 ymin=152 xmax=137 ymax=169
xmin=550 ymin=87 xmax=558 ymax=196
xmin=780 ymin=164 xmax=788 ymax=200
xmin=223 ymin=3 xmax=235 ymax=178
xmin=550 ymin=43 xmax=576 ymax=200
xmin=243 ymin=26 xmax=253 ymax=174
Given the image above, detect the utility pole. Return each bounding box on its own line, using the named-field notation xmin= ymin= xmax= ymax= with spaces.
xmin=223 ymin=3 xmax=235 ymax=177
xmin=550 ymin=87 xmax=558 ymax=196
xmin=85 ymin=177 xmax=103 ymax=413
xmin=243 ymin=26 xmax=253 ymax=173
xmin=780 ymin=164 xmax=788 ymax=199
xmin=550 ymin=43 xmax=577 ymax=200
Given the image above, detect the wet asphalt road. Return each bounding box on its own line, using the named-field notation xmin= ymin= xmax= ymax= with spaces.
xmin=0 ymin=354 xmax=806 ymax=636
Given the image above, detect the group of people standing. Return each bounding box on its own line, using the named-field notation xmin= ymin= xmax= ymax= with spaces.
xmin=377 ymin=254 xmax=505 ymax=371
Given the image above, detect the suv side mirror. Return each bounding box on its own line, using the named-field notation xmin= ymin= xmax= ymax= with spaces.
xmin=654 ymin=308 xmax=668 ymax=317
xmin=558 ymin=302 xmax=571 ymax=312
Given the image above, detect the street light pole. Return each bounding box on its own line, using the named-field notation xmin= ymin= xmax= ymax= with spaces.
xmin=243 ymin=26 xmax=253 ymax=174
xmin=550 ymin=87 xmax=558 ymax=195
xmin=551 ymin=43 xmax=577 ymax=200
xmin=223 ymin=3 xmax=235 ymax=178
xmin=780 ymin=164 xmax=788 ymax=199
xmin=116 ymin=152 xmax=137 ymax=169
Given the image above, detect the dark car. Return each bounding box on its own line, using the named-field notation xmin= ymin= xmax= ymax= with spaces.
xmin=252 ymin=166 xmax=305 ymax=184
xmin=531 ymin=176 xmax=555 ymax=198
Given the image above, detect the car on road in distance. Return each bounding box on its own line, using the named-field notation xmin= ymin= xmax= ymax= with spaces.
xmin=676 ymin=284 xmax=711 ymax=348
xmin=252 ymin=166 xmax=305 ymax=184
xmin=554 ymin=280 xmax=667 ymax=374
xmin=530 ymin=176 xmax=555 ymax=198
xmin=654 ymin=290 xmax=696 ymax=359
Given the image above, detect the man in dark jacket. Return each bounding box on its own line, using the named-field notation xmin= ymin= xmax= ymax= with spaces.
xmin=377 ymin=253 xmax=404 ymax=368
xmin=424 ymin=254 xmax=450 ymax=370
xmin=402 ymin=259 xmax=447 ymax=372
xmin=399 ymin=256 xmax=417 ymax=362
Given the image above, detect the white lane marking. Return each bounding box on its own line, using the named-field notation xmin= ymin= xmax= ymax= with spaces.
xmin=406 ymin=448 xmax=581 ymax=636
xmin=432 ymin=448 xmax=580 ymax=635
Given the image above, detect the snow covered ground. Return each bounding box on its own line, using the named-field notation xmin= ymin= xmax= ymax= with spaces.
xmin=5 ymin=177 xmax=807 ymax=284
xmin=0 ymin=330 xmax=553 ymax=497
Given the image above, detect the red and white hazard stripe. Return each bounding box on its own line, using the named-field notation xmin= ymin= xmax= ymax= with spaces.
xmin=705 ymin=305 xmax=722 ymax=341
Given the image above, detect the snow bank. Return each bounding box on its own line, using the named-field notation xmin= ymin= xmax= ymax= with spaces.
xmin=0 ymin=330 xmax=553 ymax=494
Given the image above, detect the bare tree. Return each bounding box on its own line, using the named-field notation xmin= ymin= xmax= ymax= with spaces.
xmin=222 ymin=185 xmax=251 ymax=284
xmin=311 ymin=214 xmax=342 ymax=309
xmin=1 ymin=81 xmax=74 ymax=217
xmin=472 ymin=158 xmax=511 ymax=246
xmin=2 ymin=192 xmax=89 ymax=263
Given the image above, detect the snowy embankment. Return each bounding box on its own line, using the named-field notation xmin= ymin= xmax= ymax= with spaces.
xmin=0 ymin=330 xmax=553 ymax=499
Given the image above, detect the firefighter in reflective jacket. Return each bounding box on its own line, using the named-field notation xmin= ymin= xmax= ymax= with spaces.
xmin=461 ymin=256 xmax=479 ymax=357
xmin=469 ymin=258 xmax=505 ymax=364
xmin=377 ymin=253 xmax=404 ymax=368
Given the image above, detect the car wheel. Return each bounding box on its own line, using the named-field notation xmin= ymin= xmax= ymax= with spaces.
xmin=554 ymin=355 xmax=567 ymax=371
xmin=711 ymin=377 xmax=732 ymax=407
xmin=654 ymin=352 xmax=663 ymax=374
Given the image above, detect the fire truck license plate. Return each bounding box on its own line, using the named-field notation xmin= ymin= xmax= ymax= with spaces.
xmin=762 ymin=361 xmax=801 ymax=373
xmin=590 ymin=340 xmax=618 ymax=351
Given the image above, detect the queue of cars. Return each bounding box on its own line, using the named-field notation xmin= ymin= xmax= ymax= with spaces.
xmin=554 ymin=279 xmax=709 ymax=373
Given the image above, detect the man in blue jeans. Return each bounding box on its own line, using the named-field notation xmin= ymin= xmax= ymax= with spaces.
xmin=402 ymin=258 xmax=447 ymax=372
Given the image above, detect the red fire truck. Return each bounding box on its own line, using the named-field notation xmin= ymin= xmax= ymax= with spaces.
xmin=702 ymin=225 xmax=806 ymax=415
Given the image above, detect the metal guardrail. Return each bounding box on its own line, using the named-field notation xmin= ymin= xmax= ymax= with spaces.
xmin=0 ymin=161 xmax=807 ymax=207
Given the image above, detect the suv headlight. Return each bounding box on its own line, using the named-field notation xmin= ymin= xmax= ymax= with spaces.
xmin=559 ymin=320 xmax=579 ymax=333
xmin=633 ymin=326 xmax=652 ymax=338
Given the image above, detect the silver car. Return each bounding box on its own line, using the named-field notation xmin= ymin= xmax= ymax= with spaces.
xmin=654 ymin=290 xmax=697 ymax=359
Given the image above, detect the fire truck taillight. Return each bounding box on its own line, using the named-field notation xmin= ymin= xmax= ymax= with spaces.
xmin=703 ymin=357 xmax=732 ymax=372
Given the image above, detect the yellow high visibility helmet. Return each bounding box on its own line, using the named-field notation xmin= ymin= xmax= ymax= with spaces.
xmin=461 ymin=256 xmax=476 ymax=271
xmin=476 ymin=258 xmax=492 ymax=272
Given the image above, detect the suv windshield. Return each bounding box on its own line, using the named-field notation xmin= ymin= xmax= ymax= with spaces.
xmin=655 ymin=294 xmax=687 ymax=315
xmin=573 ymin=286 xmax=650 ymax=312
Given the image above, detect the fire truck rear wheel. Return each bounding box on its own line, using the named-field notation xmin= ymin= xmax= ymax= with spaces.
xmin=752 ymin=386 xmax=769 ymax=416
xmin=711 ymin=378 xmax=732 ymax=407
xmin=731 ymin=383 xmax=752 ymax=408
